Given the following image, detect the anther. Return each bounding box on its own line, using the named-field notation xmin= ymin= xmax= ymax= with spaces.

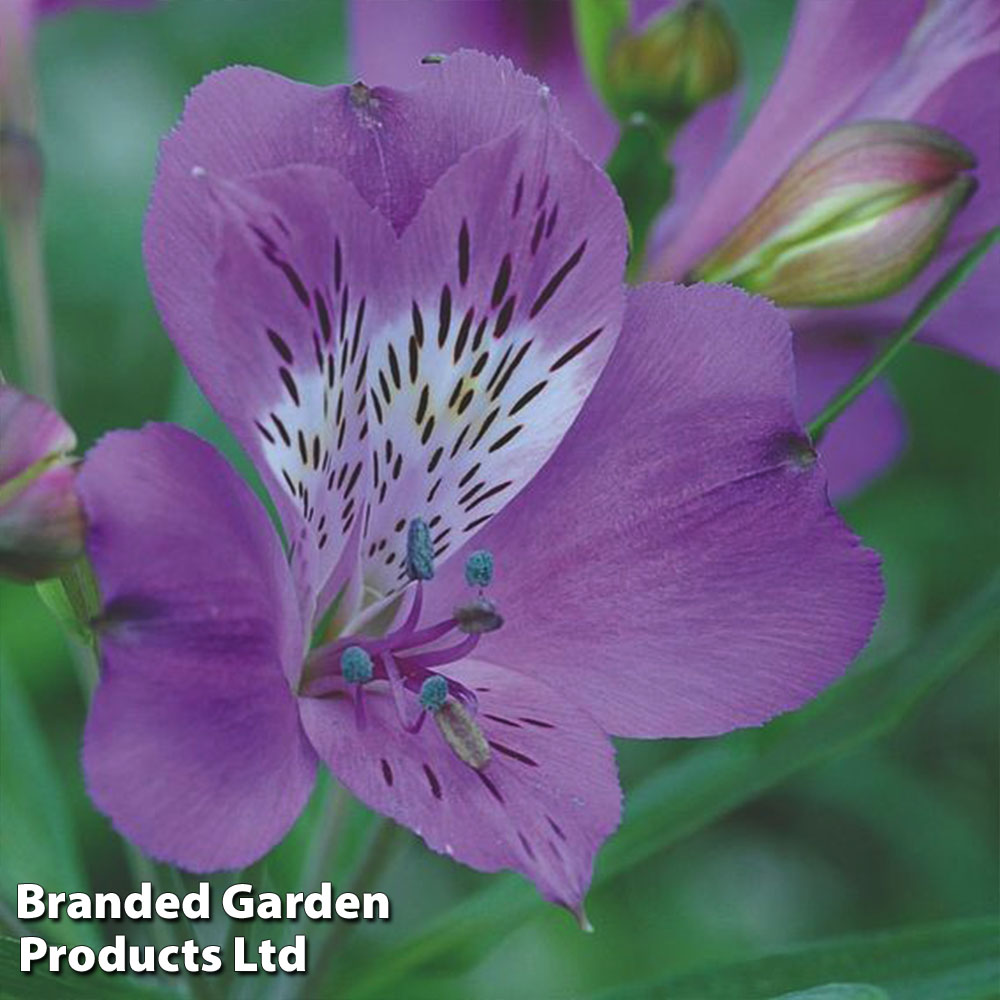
xmin=406 ymin=518 xmax=435 ymax=581
xmin=419 ymin=675 xmax=449 ymax=713
xmin=434 ymin=701 xmax=492 ymax=770
xmin=341 ymin=646 xmax=374 ymax=684
xmin=454 ymin=596 xmax=504 ymax=634
xmin=464 ymin=550 xmax=494 ymax=588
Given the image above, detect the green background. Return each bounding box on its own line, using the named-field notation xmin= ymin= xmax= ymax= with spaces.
xmin=1 ymin=1 xmax=997 ymax=998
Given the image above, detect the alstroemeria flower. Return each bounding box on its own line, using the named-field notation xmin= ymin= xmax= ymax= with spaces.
xmin=0 ymin=385 xmax=83 ymax=582
xmin=79 ymin=53 xmax=881 ymax=913
xmin=351 ymin=0 xmax=999 ymax=498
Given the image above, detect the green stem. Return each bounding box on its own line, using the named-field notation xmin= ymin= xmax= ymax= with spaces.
xmin=302 ymin=780 xmax=351 ymax=891
xmin=807 ymin=226 xmax=1000 ymax=442
xmin=3 ymin=203 xmax=58 ymax=402
xmin=1 ymin=1 xmax=57 ymax=404
xmin=294 ymin=821 xmax=399 ymax=1000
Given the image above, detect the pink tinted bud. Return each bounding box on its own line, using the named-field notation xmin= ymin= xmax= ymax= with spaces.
xmin=692 ymin=120 xmax=977 ymax=306
xmin=0 ymin=385 xmax=83 ymax=582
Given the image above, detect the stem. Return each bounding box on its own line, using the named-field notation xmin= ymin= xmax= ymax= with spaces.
xmin=3 ymin=203 xmax=58 ymax=402
xmin=295 ymin=821 xmax=399 ymax=999
xmin=302 ymin=781 xmax=351 ymax=891
xmin=807 ymin=226 xmax=1000 ymax=442
xmin=0 ymin=2 xmax=58 ymax=404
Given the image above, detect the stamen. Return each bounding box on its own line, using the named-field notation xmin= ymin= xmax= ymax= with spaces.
xmin=464 ymin=549 xmax=494 ymax=588
xmin=433 ymin=701 xmax=492 ymax=770
xmin=454 ymin=596 xmax=504 ymax=634
xmin=419 ymin=675 xmax=449 ymax=713
xmin=384 ymin=653 xmax=424 ymax=732
xmin=406 ymin=518 xmax=435 ymax=581
xmin=341 ymin=645 xmax=374 ymax=684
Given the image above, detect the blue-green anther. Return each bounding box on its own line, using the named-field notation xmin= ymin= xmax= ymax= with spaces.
xmin=464 ymin=550 xmax=494 ymax=588
xmin=406 ymin=518 xmax=435 ymax=581
xmin=419 ymin=675 xmax=449 ymax=713
xmin=340 ymin=646 xmax=374 ymax=684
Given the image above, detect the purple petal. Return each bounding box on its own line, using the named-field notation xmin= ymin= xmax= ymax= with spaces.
xmin=146 ymin=52 xmax=550 ymax=240
xmin=646 ymin=89 xmax=741 ymax=270
xmin=421 ymin=283 xmax=883 ymax=738
xmin=358 ymin=116 xmax=626 ymax=595
xmin=850 ymin=0 xmax=1000 ymax=125
xmin=793 ymin=333 xmax=907 ymax=498
xmin=661 ymin=0 xmax=924 ymax=277
xmin=79 ymin=425 xmax=316 ymax=871
xmin=299 ymin=658 xmax=621 ymax=911
xmin=348 ymin=0 xmax=619 ymax=162
xmin=164 ymin=166 xmax=391 ymax=618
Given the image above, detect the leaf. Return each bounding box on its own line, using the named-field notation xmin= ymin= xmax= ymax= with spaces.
xmin=770 ymin=987 xmax=889 ymax=1000
xmin=337 ymin=574 xmax=1000 ymax=998
xmin=0 ymin=672 xmax=97 ymax=949
xmin=0 ymin=937 xmax=174 ymax=999
xmin=584 ymin=918 xmax=999 ymax=999
xmin=570 ymin=0 xmax=631 ymax=113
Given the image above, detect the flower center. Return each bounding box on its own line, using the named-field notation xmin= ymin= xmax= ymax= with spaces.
xmin=300 ymin=520 xmax=501 ymax=769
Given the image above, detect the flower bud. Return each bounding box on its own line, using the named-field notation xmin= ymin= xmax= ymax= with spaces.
xmin=0 ymin=386 xmax=84 ymax=582
xmin=692 ymin=120 xmax=977 ymax=306
xmin=606 ymin=1 xmax=739 ymax=131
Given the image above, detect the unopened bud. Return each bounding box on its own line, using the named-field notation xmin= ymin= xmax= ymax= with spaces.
xmin=606 ymin=1 xmax=739 ymax=131
xmin=692 ymin=120 xmax=977 ymax=306
xmin=0 ymin=386 xmax=84 ymax=582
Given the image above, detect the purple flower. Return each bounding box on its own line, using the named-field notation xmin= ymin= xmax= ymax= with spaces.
xmin=350 ymin=1 xmax=999 ymax=498
xmin=79 ymin=53 xmax=881 ymax=913
xmin=0 ymin=385 xmax=83 ymax=582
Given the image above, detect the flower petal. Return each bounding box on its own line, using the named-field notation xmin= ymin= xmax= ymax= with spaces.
xmin=348 ymin=0 xmax=619 ymax=161
xmin=793 ymin=332 xmax=907 ymax=498
xmin=421 ymin=283 xmax=883 ymax=738
xmin=191 ymin=166 xmax=391 ymax=618
xmin=79 ymin=424 xmax=316 ymax=871
xmin=357 ymin=117 xmax=627 ymax=595
xmin=145 ymin=52 xmax=549 ymax=240
xmin=299 ymin=658 xmax=621 ymax=911
xmin=850 ymin=0 xmax=1000 ymax=123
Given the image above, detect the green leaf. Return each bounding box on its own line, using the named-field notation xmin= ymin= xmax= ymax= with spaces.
xmin=0 ymin=937 xmax=174 ymax=1000
xmin=585 ymin=918 xmax=999 ymax=999
xmin=35 ymin=559 xmax=100 ymax=646
xmin=338 ymin=574 xmax=1000 ymax=998
xmin=605 ymin=115 xmax=675 ymax=277
xmin=570 ymin=0 xmax=631 ymax=111
xmin=0 ymin=673 xmax=97 ymax=949
xmin=770 ymin=986 xmax=888 ymax=1000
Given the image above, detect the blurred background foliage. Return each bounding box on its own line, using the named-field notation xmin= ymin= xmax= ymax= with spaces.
xmin=0 ymin=1 xmax=997 ymax=998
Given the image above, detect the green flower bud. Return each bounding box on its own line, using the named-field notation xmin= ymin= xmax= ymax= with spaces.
xmin=606 ymin=1 xmax=739 ymax=131
xmin=692 ymin=120 xmax=978 ymax=307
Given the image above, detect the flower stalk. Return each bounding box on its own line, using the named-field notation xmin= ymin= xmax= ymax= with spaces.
xmin=1 ymin=0 xmax=58 ymax=402
xmin=808 ymin=226 xmax=1000 ymax=442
